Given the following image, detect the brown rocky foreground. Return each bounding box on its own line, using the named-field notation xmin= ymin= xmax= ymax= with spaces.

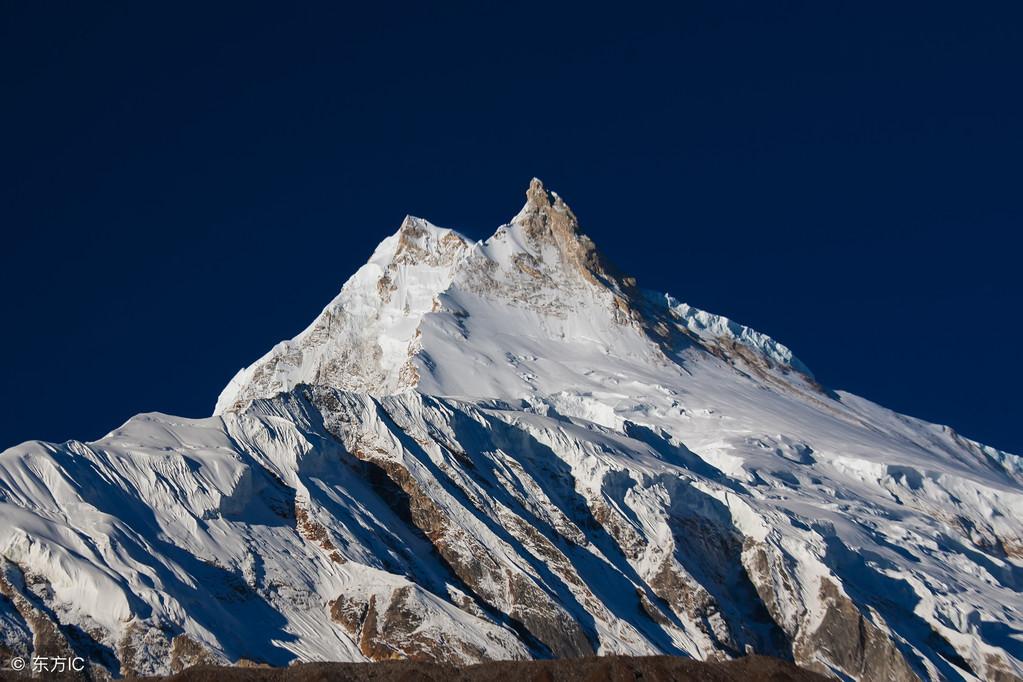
xmin=140 ymin=655 xmax=829 ymax=682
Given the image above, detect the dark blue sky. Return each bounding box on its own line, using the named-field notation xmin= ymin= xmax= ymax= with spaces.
xmin=2 ymin=2 xmax=1020 ymax=454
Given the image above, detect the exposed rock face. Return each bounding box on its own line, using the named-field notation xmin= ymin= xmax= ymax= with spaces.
xmin=328 ymin=594 xmax=367 ymax=639
xmin=795 ymin=579 xmax=920 ymax=682
xmin=0 ymin=560 xmax=101 ymax=680
xmin=0 ymin=180 xmax=1021 ymax=680
xmin=0 ymin=562 xmax=75 ymax=663
xmin=295 ymin=503 xmax=346 ymax=564
xmin=328 ymin=587 xmax=495 ymax=664
xmin=118 ymin=621 xmax=173 ymax=678
xmin=518 ymin=178 xmax=607 ymax=287
xmin=170 ymin=634 xmax=223 ymax=674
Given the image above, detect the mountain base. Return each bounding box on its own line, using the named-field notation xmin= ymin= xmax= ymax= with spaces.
xmin=144 ymin=655 xmax=829 ymax=682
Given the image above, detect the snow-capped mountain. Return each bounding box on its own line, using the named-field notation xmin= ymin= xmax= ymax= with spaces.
xmin=1 ymin=180 xmax=1020 ymax=681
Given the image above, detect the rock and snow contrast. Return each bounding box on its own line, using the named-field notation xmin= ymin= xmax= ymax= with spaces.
xmin=1 ymin=180 xmax=1021 ymax=681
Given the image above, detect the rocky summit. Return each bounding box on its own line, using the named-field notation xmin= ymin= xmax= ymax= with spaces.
xmin=0 ymin=180 xmax=1020 ymax=681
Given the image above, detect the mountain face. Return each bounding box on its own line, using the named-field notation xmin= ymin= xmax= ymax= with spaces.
xmin=1 ymin=181 xmax=1021 ymax=681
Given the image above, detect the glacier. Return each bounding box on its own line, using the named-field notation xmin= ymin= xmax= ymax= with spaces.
xmin=0 ymin=179 xmax=1020 ymax=680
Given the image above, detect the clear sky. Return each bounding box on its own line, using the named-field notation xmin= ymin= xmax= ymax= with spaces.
xmin=2 ymin=2 xmax=1020 ymax=454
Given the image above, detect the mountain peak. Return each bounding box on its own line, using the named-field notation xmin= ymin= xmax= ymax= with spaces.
xmin=518 ymin=177 xmax=580 ymax=236
xmin=390 ymin=215 xmax=469 ymax=268
xmin=524 ymin=177 xmax=556 ymax=210
xmin=507 ymin=178 xmax=615 ymax=295
xmin=5 ymin=181 xmax=1021 ymax=680
xmin=216 ymin=179 xmax=820 ymax=413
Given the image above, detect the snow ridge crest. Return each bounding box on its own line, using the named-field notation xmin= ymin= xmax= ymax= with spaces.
xmin=216 ymin=179 xmax=814 ymax=414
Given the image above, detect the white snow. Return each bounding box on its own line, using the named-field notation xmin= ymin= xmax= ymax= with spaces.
xmin=0 ymin=179 xmax=1019 ymax=680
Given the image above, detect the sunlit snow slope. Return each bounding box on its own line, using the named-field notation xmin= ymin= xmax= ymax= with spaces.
xmin=1 ymin=180 xmax=1020 ymax=681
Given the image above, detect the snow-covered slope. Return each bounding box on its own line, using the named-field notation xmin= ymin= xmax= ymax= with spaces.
xmin=1 ymin=180 xmax=1020 ymax=681
xmin=215 ymin=216 xmax=471 ymax=414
